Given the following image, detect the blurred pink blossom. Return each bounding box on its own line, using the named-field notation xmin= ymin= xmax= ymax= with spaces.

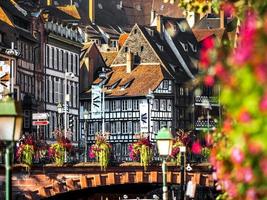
xmin=246 ymin=188 xmax=257 ymax=200
xmin=260 ymin=158 xmax=267 ymax=177
xmin=231 ymin=147 xmax=244 ymax=164
xmin=204 ymin=75 xmax=215 ymax=86
xmin=260 ymin=92 xmax=267 ymax=112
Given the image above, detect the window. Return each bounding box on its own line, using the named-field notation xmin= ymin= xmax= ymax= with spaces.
xmin=105 ymin=100 xmax=109 ymax=111
xmin=134 ymin=29 xmax=137 ymax=34
xmin=116 ymin=121 xmax=121 ymax=134
xmin=54 ymin=78 xmax=59 ymax=103
xmin=167 ymin=99 xmax=172 ymax=111
xmin=54 ymin=48 xmax=58 ymax=69
xmin=23 ymin=110 xmax=30 ymax=129
xmin=133 ymin=99 xmax=139 ymax=110
xmin=122 ymin=121 xmax=131 ymax=134
xmin=124 ymin=46 xmax=128 ymax=52
xmin=160 ymin=99 xmax=167 ymax=111
xmin=110 ymin=40 xmax=117 ymax=48
xmin=140 ymin=46 xmax=144 ymax=52
xmin=133 ymin=121 xmax=140 ymax=133
xmin=180 ymin=87 xmax=184 ymax=96
xmin=153 ymin=99 xmax=159 ymax=111
xmin=163 ymin=80 xmax=168 ymax=89
xmin=111 ymin=122 xmax=116 ymax=133
xmin=0 ymin=33 xmax=2 ymax=43
xmin=59 ymin=50 xmax=62 ymax=71
xmin=49 ymin=46 xmax=53 ymax=68
xmin=111 ymin=101 xmax=116 ymax=111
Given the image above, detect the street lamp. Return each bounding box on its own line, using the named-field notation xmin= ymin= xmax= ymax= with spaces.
xmin=146 ymin=89 xmax=154 ymax=140
xmin=156 ymin=128 xmax=173 ymax=200
xmin=0 ymin=95 xmax=23 ymax=200
xmin=99 ymin=68 xmax=107 ymax=134
xmin=57 ymin=103 xmax=63 ymax=130
xmin=5 ymin=42 xmax=20 ymax=98
xmin=64 ymin=72 xmax=75 ymax=162
xmin=83 ymin=110 xmax=89 ymax=162
xmin=179 ymin=146 xmax=186 ymax=200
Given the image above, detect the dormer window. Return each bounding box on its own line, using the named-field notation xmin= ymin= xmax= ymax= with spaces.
xmin=177 ymin=22 xmax=186 ymax=32
xmin=124 ymin=46 xmax=128 ymax=52
xmin=122 ymin=79 xmax=134 ymax=89
xmin=140 ymin=46 xmax=144 ymax=52
xmin=110 ymin=80 xmax=121 ymax=89
xmin=134 ymin=29 xmax=137 ymax=34
xmin=189 ymin=42 xmax=197 ymax=52
xmin=179 ymin=41 xmax=188 ymax=52
xmin=156 ymin=43 xmax=164 ymax=51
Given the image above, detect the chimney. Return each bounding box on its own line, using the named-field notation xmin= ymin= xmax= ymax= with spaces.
xmin=126 ymin=52 xmax=133 ymax=73
xmin=150 ymin=10 xmax=156 ymax=26
xmin=89 ymin=0 xmax=95 ymax=24
xmin=220 ymin=10 xmax=225 ymax=28
xmin=156 ymin=14 xmax=162 ymax=34
xmin=47 ymin=0 xmax=52 ymax=6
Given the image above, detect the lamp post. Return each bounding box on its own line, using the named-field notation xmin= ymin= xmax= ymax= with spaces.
xmin=0 ymin=95 xmax=23 ymax=200
xmin=57 ymin=103 xmax=63 ymax=130
xmin=156 ymin=128 xmax=173 ymax=200
xmin=64 ymin=72 xmax=75 ymax=162
xmin=99 ymin=68 xmax=107 ymax=134
xmin=5 ymin=42 xmax=20 ymax=98
xmin=146 ymin=89 xmax=154 ymax=140
xmin=179 ymin=146 xmax=186 ymax=200
xmin=83 ymin=110 xmax=89 ymax=162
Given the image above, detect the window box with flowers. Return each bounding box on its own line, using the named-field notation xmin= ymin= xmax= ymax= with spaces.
xmin=128 ymin=133 xmax=154 ymax=170
xmin=16 ymin=135 xmax=35 ymax=170
xmin=89 ymin=132 xmax=112 ymax=171
xmin=48 ymin=129 xmax=72 ymax=166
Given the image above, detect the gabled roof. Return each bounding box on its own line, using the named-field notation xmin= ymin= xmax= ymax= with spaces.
xmin=101 ymin=51 xmax=118 ymax=66
xmin=93 ymin=64 xmax=170 ymax=97
xmin=57 ymin=5 xmax=81 ymax=20
xmin=0 ymin=6 xmax=14 ymax=27
xmin=192 ymin=28 xmax=225 ymax=42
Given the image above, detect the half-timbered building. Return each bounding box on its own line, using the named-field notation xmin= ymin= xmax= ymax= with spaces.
xmin=42 ymin=4 xmax=83 ymax=144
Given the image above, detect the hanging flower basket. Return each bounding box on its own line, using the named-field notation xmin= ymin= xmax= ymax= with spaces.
xmin=129 ymin=133 xmax=154 ymax=170
xmin=89 ymin=132 xmax=112 ymax=171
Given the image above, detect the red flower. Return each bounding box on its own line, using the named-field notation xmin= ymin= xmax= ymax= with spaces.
xmin=204 ymin=75 xmax=215 ymax=87
xmin=191 ymin=140 xmax=202 ymax=154
xmin=260 ymin=158 xmax=267 ymax=177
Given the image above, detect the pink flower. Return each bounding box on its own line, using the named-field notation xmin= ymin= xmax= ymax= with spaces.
xmin=191 ymin=140 xmax=202 ymax=154
xmin=260 ymin=158 xmax=267 ymax=177
xmin=223 ymin=179 xmax=237 ymax=198
xmin=260 ymin=92 xmax=267 ymax=112
xmin=202 ymin=37 xmax=214 ymax=49
xmin=255 ymin=64 xmax=267 ymax=84
xmin=230 ymin=147 xmax=244 ymax=164
xmin=233 ymin=11 xmax=257 ymax=64
xmin=248 ymin=141 xmax=262 ymax=155
xmin=238 ymin=110 xmax=251 ymax=123
xmin=242 ymin=167 xmax=254 ymax=183
xmin=204 ymin=75 xmax=215 ymax=87
xmin=221 ymin=3 xmax=235 ymax=17
xmin=246 ymin=188 xmax=257 ymax=200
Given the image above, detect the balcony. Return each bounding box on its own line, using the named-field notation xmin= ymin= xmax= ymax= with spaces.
xmin=195 ymin=119 xmax=217 ymax=130
xmin=195 ymin=96 xmax=219 ymax=106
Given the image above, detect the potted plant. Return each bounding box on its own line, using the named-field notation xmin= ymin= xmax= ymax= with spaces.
xmin=129 ymin=133 xmax=154 ymax=170
xmin=16 ymin=135 xmax=35 ymax=170
xmin=48 ymin=129 xmax=72 ymax=166
xmin=89 ymin=132 xmax=111 ymax=170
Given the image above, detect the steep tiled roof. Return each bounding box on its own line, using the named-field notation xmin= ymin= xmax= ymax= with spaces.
xmin=192 ymin=28 xmax=225 ymax=42
xmin=43 ymin=0 xmax=184 ymax=26
xmin=0 ymin=7 xmax=14 ymax=27
xmin=57 ymin=5 xmax=81 ymax=20
xmin=93 ymin=64 xmax=169 ymax=97
xmin=118 ymin=33 xmax=129 ymax=47
xmin=101 ymin=51 xmax=118 ymax=66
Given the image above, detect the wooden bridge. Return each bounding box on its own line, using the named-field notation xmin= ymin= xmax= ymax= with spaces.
xmin=0 ymin=163 xmax=214 ymax=200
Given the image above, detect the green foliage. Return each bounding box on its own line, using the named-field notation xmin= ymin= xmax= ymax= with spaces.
xmin=49 ymin=143 xmax=65 ymax=166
